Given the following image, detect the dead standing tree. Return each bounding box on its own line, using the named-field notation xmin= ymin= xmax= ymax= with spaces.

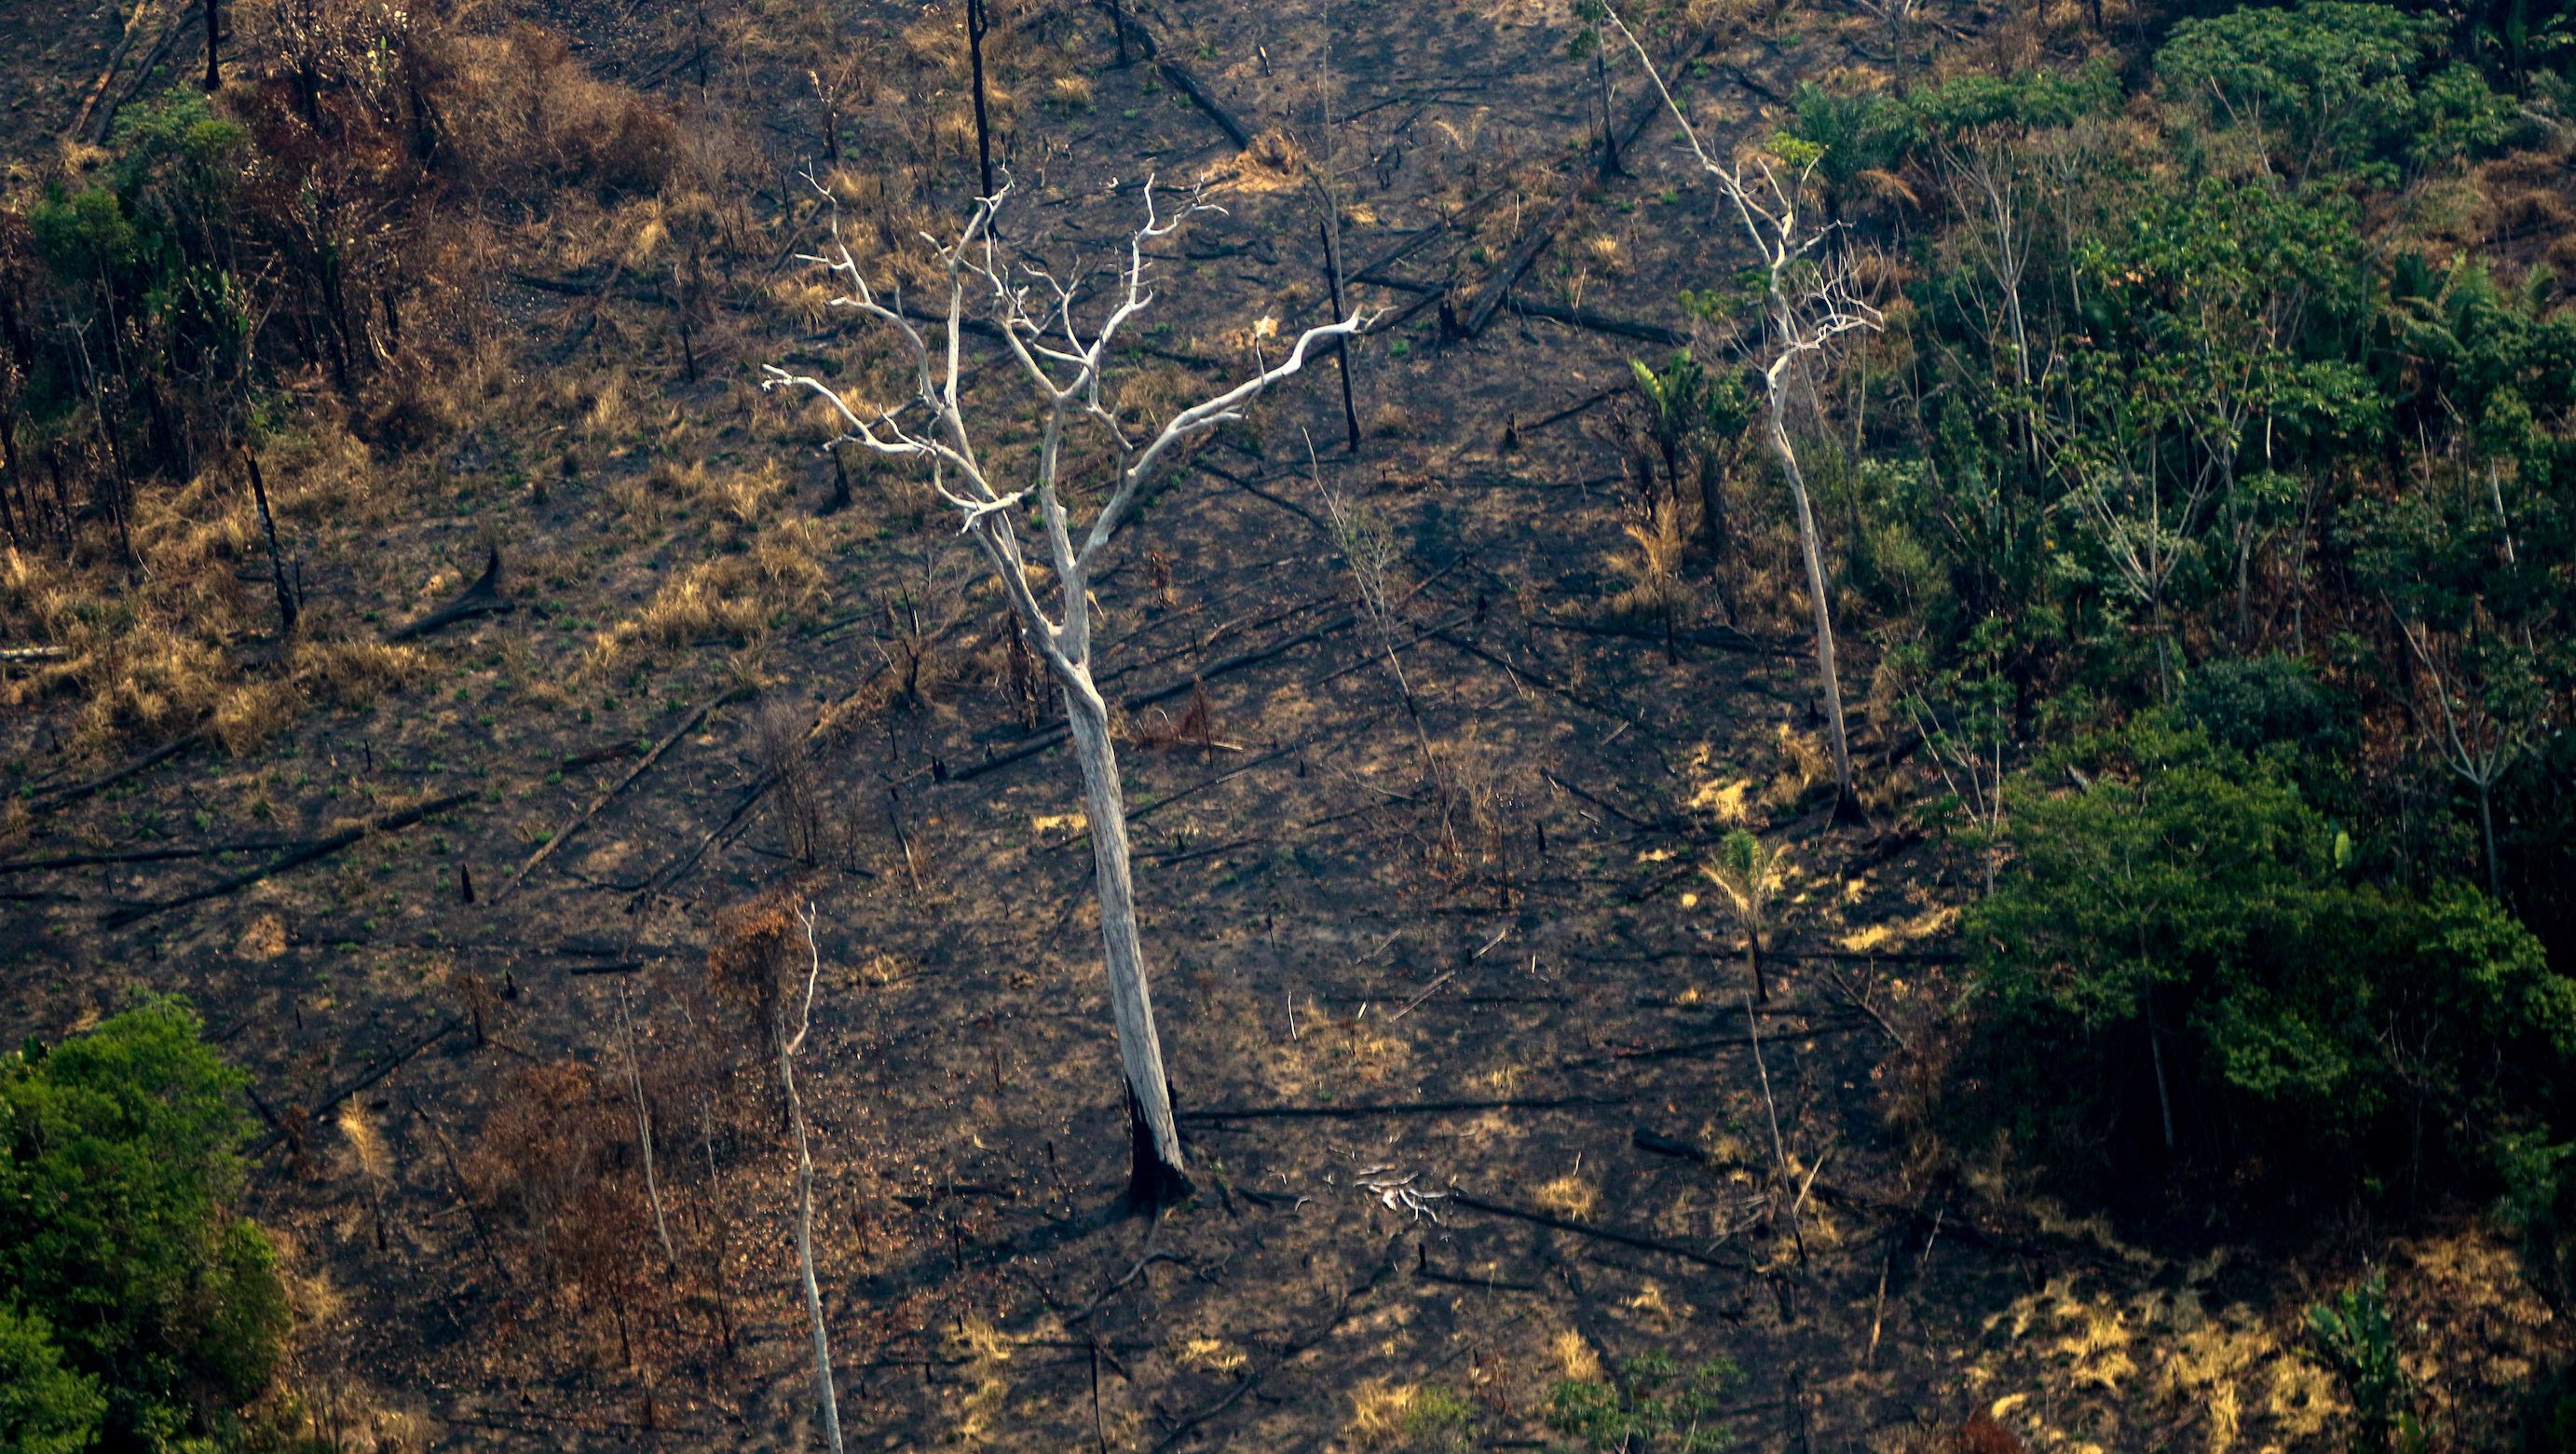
xmin=1613 ymin=10 xmax=1882 ymax=818
xmin=766 ymin=181 xmax=1366 ymax=1206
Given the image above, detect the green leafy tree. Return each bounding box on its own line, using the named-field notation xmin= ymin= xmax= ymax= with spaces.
xmin=2157 ymin=2 xmax=2515 ymax=177
xmin=1702 ymin=829 xmax=1790 ymax=1003
xmin=1626 ymin=351 xmax=1753 ymax=565
xmin=0 ymin=998 xmax=291 ymax=1447
xmin=1964 ymin=715 xmax=2573 ymax=1191
xmin=0 ymin=1305 xmax=105 ymax=1454
xmin=2157 ymin=2 xmax=2447 ymax=178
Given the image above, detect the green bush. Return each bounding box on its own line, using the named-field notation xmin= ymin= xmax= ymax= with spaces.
xmin=2307 ymin=1275 xmax=2428 ymax=1452
xmin=1960 ymin=714 xmax=2573 ymax=1194
xmin=0 ymin=1306 xmax=104 ymax=1454
xmin=1545 ymin=1352 xmax=1737 ymax=1452
xmin=0 ymin=999 xmax=290 ymax=1449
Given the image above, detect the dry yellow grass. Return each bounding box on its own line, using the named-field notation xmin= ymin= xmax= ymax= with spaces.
xmin=1533 ymin=1174 xmax=1600 ymax=1222
xmin=584 ymin=527 xmax=827 ymax=673
xmin=1347 ymin=1379 xmax=1424 ymax=1449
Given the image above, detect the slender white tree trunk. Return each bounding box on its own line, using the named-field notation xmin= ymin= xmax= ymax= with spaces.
xmin=782 ymin=911 xmax=844 ymax=1454
xmin=783 ymin=1033 xmax=844 ymax=1454
xmin=1059 ymin=670 xmax=1190 ymax=1204
xmin=1766 ymin=404 xmax=1857 ymax=814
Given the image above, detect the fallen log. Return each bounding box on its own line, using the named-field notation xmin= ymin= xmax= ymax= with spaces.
xmin=1456 ymin=14 xmax=1731 ymax=338
xmin=1508 ymin=299 xmax=1689 ymax=346
xmin=1444 ymin=1188 xmax=1749 ymax=1271
xmin=1092 ymin=1 xmax=1255 ymax=150
xmin=509 ymin=689 xmax=740 ymax=890
xmin=23 ymin=731 xmax=206 ymax=815
xmin=250 ymin=1016 xmax=463 ymax=1156
xmin=1535 ymin=615 xmax=1797 ymax=656
xmin=0 ymin=837 xmax=308 ymax=875
xmin=1179 ymin=1094 xmax=1621 ymax=1121
xmin=104 ymin=792 xmax=473 ymax=928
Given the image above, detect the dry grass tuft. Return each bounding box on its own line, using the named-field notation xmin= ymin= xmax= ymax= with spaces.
xmin=1347 ymin=1379 xmax=1424 ymax=1448
xmin=1533 ymin=1174 xmax=1599 ymax=1222
xmin=293 ymin=638 xmax=429 ymax=708
xmin=586 ymin=528 xmax=826 ymax=673
xmin=1231 ymin=129 xmax=1313 ymax=194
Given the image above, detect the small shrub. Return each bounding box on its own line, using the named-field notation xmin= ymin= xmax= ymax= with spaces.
xmin=1545 ymin=1350 xmax=1738 ymax=1451
xmin=2306 ymin=1275 xmax=2427 ymax=1453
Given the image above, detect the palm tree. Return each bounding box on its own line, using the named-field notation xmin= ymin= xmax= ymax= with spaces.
xmin=1702 ymin=829 xmax=1790 ymax=1003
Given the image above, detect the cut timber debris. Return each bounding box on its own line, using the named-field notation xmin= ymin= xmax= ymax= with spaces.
xmin=509 ymin=690 xmax=741 ymax=891
xmin=1091 ymin=1 xmax=1256 ymax=150
xmin=387 ymin=545 xmax=513 ymax=642
xmin=1455 ymin=13 xmax=1731 ymax=338
xmin=102 ymin=792 xmax=473 ymax=928
xmin=23 ymin=731 xmax=206 ymax=815
xmin=1444 ymin=1187 xmax=1748 ymax=1270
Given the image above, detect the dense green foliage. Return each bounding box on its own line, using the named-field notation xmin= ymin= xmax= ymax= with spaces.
xmin=1740 ymin=0 xmax=2576 ymax=1214
xmin=0 ymin=999 xmax=289 ymax=1451
xmin=1961 ymin=713 xmax=2573 ymax=1189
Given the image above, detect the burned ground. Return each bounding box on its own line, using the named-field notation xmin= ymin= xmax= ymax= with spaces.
xmin=3 ymin=0 xmax=2564 ymax=1449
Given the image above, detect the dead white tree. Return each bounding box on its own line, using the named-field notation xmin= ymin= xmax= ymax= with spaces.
xmin=1612 ymin=9 xmax=1883 ymax=818
xmin=765 ymin=180 xmax=1368 ymax=1205
xmin=783 ymin=904 xmax=843 ymax=1454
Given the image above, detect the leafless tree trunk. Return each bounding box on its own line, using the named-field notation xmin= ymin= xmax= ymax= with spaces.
xmin=767 ymin=181 xmax=1366 ymax=1204
xmin=782 ymin=904 xmax=845 ymax=1454
xmin=966 ymin=0 xmax=996 ymax=201
xmin=617 ymin=980 xmax=678 ymax=1271
xmin=242 ymin=444 xmax=298 ymax=635
xmin=2397 ymin=612 xmax=2527 ymax=901
xmin=1612 ymin=10 xmax=1880 ymax=817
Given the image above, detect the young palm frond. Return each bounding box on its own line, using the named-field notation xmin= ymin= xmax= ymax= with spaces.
xmin=1702 ymin=828 xmax=1790 ymax=1003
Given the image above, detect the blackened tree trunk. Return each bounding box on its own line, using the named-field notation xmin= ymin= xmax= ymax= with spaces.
xmin=966 ymin=0 xmax=996 ymax=200
xmin=243 ymin=446 xmax=298 ymax=635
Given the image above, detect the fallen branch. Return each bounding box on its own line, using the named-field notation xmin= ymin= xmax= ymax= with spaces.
xmin=24 ymin=731 xmax=205 ymax=815
xmin=1444 ymin=1188 xmax=1747 ymax=1270
xmin=1179 ymin=1094 xmax=1620 ymax=1121
xmin=104 ymin=792 xmax=473 ymax=928
xmin=1151 ymin=1243 xmax=1406 ymax=1452
xmin=949 ymin=614 xmax=1358 ymax=783
xmin=510 ymin=690 xmax=738 ymax=890
xmin=1429 ymin=629 xmax=1638 ymax=725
